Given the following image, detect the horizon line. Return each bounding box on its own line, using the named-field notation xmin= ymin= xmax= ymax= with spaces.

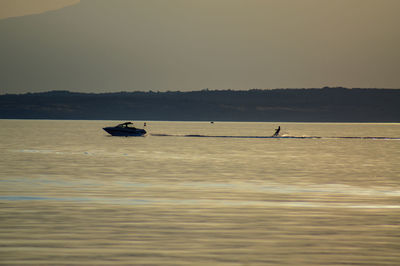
xmin=2 ymin=87 xmax=400 ymax=96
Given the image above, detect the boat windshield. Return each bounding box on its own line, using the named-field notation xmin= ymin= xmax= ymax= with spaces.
xmin=116 ymin=122 xmax=134 ymax=128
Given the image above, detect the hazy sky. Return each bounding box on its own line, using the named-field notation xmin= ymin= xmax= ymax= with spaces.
xmin=0 ymin=0 xmax=80 ymax=19
xmin=0 ymin=0 xmax=399 ymax=94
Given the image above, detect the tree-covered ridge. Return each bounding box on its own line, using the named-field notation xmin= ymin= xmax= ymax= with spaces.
xmin=1 ymin=88 xmax=399 ymax=122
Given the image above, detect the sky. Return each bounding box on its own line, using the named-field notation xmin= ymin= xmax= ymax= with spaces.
xmin=0 ymin=0 xmax=399 ymax=94
xmin=0 ymin=0 xmax=80 ymax=19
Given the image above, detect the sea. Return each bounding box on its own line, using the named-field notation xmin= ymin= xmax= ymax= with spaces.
xmin=0 ymin=120 xmax=399 ymax=265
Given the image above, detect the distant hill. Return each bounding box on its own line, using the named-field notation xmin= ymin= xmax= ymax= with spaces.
xmin=0 ymin=88 xmax=399 ymax=122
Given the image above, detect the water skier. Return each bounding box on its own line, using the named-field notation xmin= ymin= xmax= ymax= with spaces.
xmin=273 ymin=126 xmax=281 ymax=137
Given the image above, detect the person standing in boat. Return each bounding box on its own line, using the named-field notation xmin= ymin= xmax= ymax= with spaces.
xmin=273 ymin=126 xmax=281 ymax=137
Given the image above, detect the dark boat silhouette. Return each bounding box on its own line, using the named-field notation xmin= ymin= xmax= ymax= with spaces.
xmin=103 ymin=122 xmax=146 ymax=136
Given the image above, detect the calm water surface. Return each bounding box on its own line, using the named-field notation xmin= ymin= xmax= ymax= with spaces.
xmin=1 ymin=120 xmax=399 ymax=265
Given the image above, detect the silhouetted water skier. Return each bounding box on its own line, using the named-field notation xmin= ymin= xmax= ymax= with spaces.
xmin=273 ymin=126 xmax=280 ymax=137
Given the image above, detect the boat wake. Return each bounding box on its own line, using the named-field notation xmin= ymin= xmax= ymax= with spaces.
xmin=150 ymin=133 xmax=400 ymax=140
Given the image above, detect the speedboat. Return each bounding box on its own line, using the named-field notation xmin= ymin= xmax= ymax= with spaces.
xmin=103 ymin=122 xmax=146 ymax=136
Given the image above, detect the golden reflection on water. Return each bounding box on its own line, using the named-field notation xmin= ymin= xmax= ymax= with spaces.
xmin=1 ymin=200 xmax=399 ymax=265
xmin=0 ymin=120 xmax=399 ymax=265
